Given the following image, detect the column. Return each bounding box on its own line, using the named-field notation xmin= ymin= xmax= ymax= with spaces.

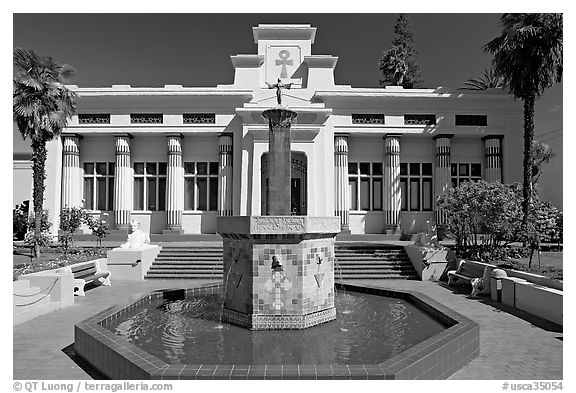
xmin=262 ymin=108 xmax=297 ymax=215
xmin=61 ymin=134 xmax=82 ymax=208
xmin=383 ymin=134 xmax=401 ymax=232
xmin=334 ymin=134 xmax=350 ymax=233
xmin=434 ymin=134 xmax=453 ymax=226
xmin=218 ymin=133 xmax=233 ymax=216
xmin=482 ymin=135 xmax=503 ymax=182
xmin=113 ymin=133 xmax=133 ymax=231
xmin=165 ymin=133 xmax=184 ymax=232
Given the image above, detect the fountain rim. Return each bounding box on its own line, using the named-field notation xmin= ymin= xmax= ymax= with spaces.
xmin=74 ymin=282 xmax=479 ymax=380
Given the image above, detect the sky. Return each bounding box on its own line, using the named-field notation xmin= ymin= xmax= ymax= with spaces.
xmin=12 ymin=13 xmax=562 ymax=153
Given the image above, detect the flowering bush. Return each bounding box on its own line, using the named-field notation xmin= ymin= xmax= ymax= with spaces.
xmin=59 ymin=206 xmax=87 ymax=250
xmin=85 ymin=212 xmax=111 ymax=248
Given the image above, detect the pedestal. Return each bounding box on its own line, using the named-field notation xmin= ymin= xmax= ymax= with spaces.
xmin=106 ymin=245 xmax=161 ymax=281
xmin=217 ymin=216 xmax=340 ymax=330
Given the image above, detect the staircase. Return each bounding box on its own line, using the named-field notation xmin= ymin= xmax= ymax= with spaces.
xmin=13 ymin=279 xmax=60 ymax=325
xmin=334 ymin=244 xmax=419 ymax=280
xmin=145 ymin=245 xmax=224 ymax=279
xmin=145 ymin=243 xmax=419 ymax=280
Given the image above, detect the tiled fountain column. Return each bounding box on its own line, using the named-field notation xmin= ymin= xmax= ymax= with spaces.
xmin=218 ymin=216 xmax=340 ymax=330
xmin=113 ymin=133 xmax=133 ymax=231
xmin=482 ymin=135 xmax=503 ymax=183
xmin=165 ymin=133 xmax=184 ymax=232
xmin=334 ymin=135 xmax=350 ymax=233
xmin=433 ymin=134 xmax=453 ymax=226
xmin=61 ymin=134 xmax=82 ymax=208
xmin=383 ymin=134 xmax=401 ymax=232
xmin=261 ymin=109 xmax=297 ymax=216
xmin=218 ymin=133 xmax=233 ymax=216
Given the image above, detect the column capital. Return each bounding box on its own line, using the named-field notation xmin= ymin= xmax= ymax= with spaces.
xmin=112 ymin=132 xmax=133 ymax=139
xmin=165 ymin=132 xmax=184 ymax=139
xmin=218 ymin=132 xmax=233 ymax=138
xmin=383 ymin=133 xmax=402 ymax=139
xmin=433 ymin=133 xmax=454 ymax=140
xmin=61 ymin=133 xmax=83 ymax=140
xmin=334 ymin=133 xmax=350 ymax=138
xmin=481 ymin=134 xmax=504 ymax=141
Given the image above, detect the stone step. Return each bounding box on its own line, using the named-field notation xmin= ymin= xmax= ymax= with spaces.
xmin=147 ymin=269 xmax=223 ymax=274
xmin=145 ymin=274 xmax=223 ymax=279
xmin=155 ymin=255 xmax=223 ymax=259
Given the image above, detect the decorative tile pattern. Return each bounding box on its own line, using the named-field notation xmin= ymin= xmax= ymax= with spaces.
xmin=183 ymin=113 xmax=215 ymax=124
xmin=351 ymin=113 xmax=385 ymax=125
xmin=78 ymin=113 xmax=110 ymax=124
xmin=130 ymin=113 xmax=163 ymax=124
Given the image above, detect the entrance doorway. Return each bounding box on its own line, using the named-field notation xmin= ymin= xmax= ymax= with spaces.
xmin=261 ymin=152 xmax=307 ymax=215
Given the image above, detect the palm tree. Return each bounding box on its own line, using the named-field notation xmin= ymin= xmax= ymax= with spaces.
xmin=13 ymin=48 xmax=77 ymax=257
xmin=459 ymin=67 xmax=505 ymax=90
xmin=484 ymin=13 xmax=562 ymax=230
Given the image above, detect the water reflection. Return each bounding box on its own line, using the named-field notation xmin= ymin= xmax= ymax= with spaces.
xmin=106 ymin=291 xmax=445 ymax=365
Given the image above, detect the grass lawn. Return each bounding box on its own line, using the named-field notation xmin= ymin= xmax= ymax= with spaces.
xmin=504 ymin=252 xmax=563 ymax=280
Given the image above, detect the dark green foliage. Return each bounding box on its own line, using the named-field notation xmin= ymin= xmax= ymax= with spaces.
xmin=13 ymin=201 xmax=29 ymax=240
xmin=13 ymin=48 xmax=77 ymax=257
xmin=379 ymin=14 xmax=422 ymax=88
xmin=85 ymin=212 xmax=111 ymax=249
xmin=59 ymin=206 xmax=87 ymax=250
xmin=24 ymin=210 xmax=52 ymax=248
xmin=460 ymin=67 xmax=505 ymax=90
xmin=484 ymin=14 xmax=563 ymax=230
xmin=437 ymin=181 xmax=522 ymax=261
xmin=437 ymin=181 xmax=561 ymax=265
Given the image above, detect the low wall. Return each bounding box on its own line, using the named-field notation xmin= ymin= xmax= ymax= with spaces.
xmin=107 ymin=245 xmax=162 ymax=281
xmin=500 ymin=277 xmax=563 ymax=325
xmin=405 ymin=245 xmax=454 ymax=281
xmin=458 ymin=260 xmax=564 ymax=326
xmin=17 ymin=268 xmax=75 ymax=310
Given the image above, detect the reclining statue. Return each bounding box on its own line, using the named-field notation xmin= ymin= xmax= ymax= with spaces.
xmin=119 ymin=220 xmax=150 ymax=249
xmin=414 ymin=220 xmax=439 ymax=247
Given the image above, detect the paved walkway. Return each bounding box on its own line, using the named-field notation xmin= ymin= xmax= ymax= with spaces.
xmin=13 ymin=279 xmax=562 ymax=380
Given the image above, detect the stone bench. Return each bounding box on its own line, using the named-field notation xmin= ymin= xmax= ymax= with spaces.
xmin=60 ymin=259 xmax=111 ymax=296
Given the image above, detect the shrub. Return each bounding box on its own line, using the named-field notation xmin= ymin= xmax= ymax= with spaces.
xmin=24 ymin=210 xmax=52 ymax=248
xmin=59 ymin=206 xmax=87 ymax=250
xmin=437 ymin=181 xmax=522 ymax=261
xmin=13 ymin=201 xmax=29 ymax=240
xmin=85 ymin=212 xmax=111 ymax=248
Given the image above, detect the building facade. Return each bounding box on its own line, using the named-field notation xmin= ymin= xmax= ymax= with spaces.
xmin=36 ymin=24 xmax=524 ymax=237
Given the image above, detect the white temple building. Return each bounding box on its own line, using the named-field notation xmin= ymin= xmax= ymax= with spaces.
xmin=17 ymin=24 xmax=526 ymax=237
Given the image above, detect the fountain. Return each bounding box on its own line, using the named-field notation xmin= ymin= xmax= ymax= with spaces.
xmin=73 ymin=80 xmax=480 ymax=380
xmin=217 ymin=81 xmax=340 ymax=329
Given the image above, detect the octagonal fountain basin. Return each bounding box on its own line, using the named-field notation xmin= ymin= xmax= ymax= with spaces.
xmin=75 ymin=283 xmax=478 ymax=380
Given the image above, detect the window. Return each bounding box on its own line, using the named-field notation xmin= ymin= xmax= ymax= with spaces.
xmin=351 ymin=114 xmax=385 ymax=125
xmin=130 ymin=114 xmax=163 ymax=124
xmin=83 ymin=162 xmax=114 ymax=210
xmin=451 ymin=163 xmax=482 ymax=187
xmin=78 ymin=114 xmax=110 ymax=124
xmin=133 ymin=162 xmax=166 ymax=211
xmin=455 ymin=114 xmax=487 ymax=126
xmin=183 ymin=113 xmax=216 ymax=124
xmin=348 ymin=162 xmax=383 ymax=211
xmin=184 ymin=161 xmax=218 ymax=211
xmin=400 ymin=163 xmax=433 ymax=211
xmin=404 ymin=114 xmax=436 ymax=125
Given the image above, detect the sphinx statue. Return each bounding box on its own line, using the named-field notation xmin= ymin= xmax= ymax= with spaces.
xmin=119 ymin=220 xmax=151 ymax=249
